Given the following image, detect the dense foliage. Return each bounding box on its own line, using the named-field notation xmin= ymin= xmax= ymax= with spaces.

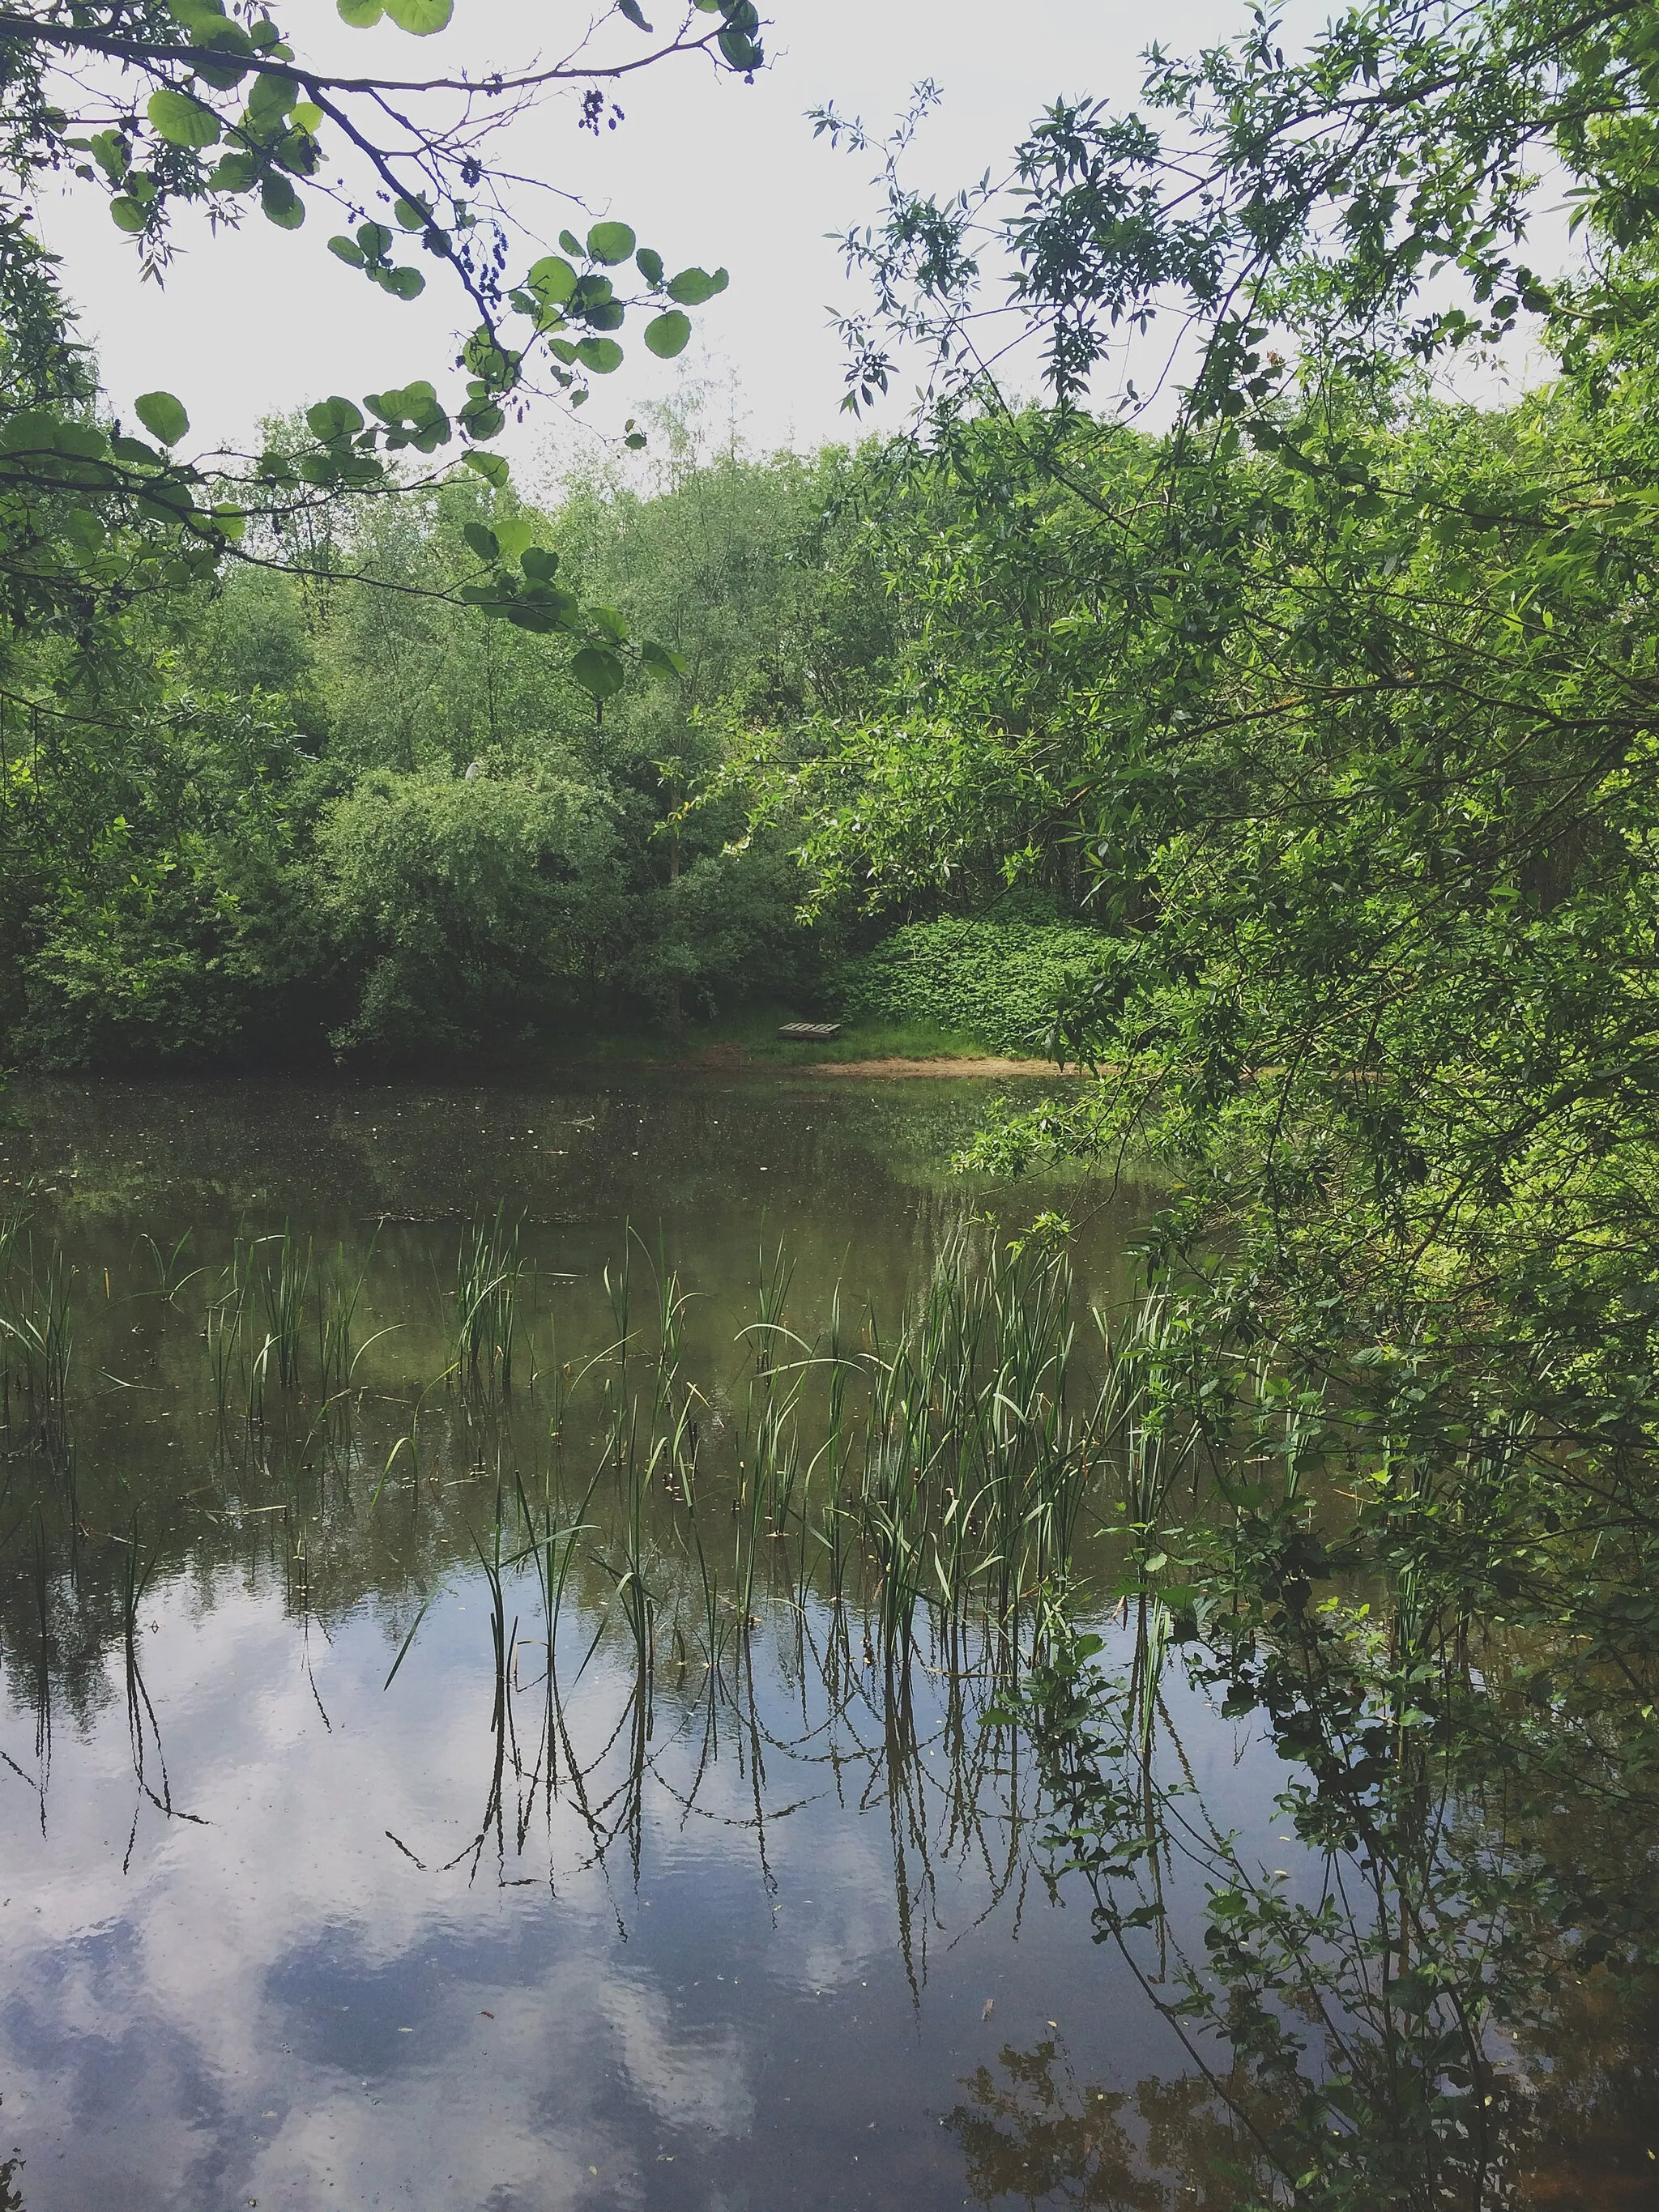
xmin=768 ymin=0 xmax=1659 ymax=2200
xmin=0 ymin=434 xmax=912 ymax=1059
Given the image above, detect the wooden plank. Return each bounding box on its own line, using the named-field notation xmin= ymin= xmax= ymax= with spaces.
xmin=777 ymin=1021 xmax=842 ymax=1041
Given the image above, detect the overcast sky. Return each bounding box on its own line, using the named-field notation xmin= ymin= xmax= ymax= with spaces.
xmin=36 ymin=0 xmax=1280 ymax=471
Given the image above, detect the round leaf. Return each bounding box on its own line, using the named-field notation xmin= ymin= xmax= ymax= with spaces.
xmin=644 ymin=309 xmax=691 ymax=359
xmin=147 ymin=87 xmax=222 ymax=147
xmin=336 ymin=0 xmax=382 ymax=19
xmin=526 ymin=254 xmax=577 ymax=305
xmin=377 ymin=264 xmax=426 ymax=299
xmin=463 ymin=450 xmax=511 ymax=488
xmin=134 ymin=390 xmax=190 ymax=445
xmin=109 ymin=196 xmax=147 ymax=233
xmin=576 ymin=337 xmax=623 ymax=374
xmin=261 ymin=173 xmax=305 ymax=227
xmin=383 ymin=0 xmax=453 ymax=31
xmin=463 ymin=522 xmax=500 ymax=562
xmin=586 ymin=221 xmax=636 ymax=265
xmin=665 ymin=265 xmax=729 ymax=305
xmin=572 ymin=646 xmax=625 ymax=700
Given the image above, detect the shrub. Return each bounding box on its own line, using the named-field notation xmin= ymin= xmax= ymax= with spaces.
xmin=315 ymin=769 xmax=618 ymax=1056
xmin=837 ymin=918 xmax=1118 ymax=1056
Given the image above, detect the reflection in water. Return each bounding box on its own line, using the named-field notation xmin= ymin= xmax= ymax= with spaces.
xmin=950 ymin=2032 xmax=1260 ymax=2210
xmin=0 ymin=1076 xmax=1656 ymax=2208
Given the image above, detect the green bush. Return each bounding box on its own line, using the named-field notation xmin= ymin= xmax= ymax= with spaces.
xmin=837 ymin=919 xmax=1117 ymax=1057
xmin=315 ymin=768 xmax=619 ymax=1057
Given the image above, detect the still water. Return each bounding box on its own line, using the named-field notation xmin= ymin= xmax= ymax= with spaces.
xmin=2 ymin=1073 xmax=1649 ymax=2211
xmin=0 ymin=1071 xmax=1299 ymax=2212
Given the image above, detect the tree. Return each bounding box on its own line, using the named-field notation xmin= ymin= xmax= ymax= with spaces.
xmin=0 ymin=0 xmax=760 ymax=693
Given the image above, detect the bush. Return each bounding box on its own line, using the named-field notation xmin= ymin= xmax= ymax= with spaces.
xmin=837 ymin=918 xmax=1118 ymax=1056
xmin=315 ymin=769 xmax=618 ymax=1056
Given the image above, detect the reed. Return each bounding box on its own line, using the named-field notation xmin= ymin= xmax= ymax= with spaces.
xmin=0 ymin=1225 xmax=73 ymax=1453
xmin=260 ymin=1225 xmax=311 ymax=1392
xmin=456 ymin=1207 xmax=521 ymax=1394
xmin=206 ymin=1238 xmax=251 ymax=1424
xmin=318 ymin=1231 xmax=377 ymax=1395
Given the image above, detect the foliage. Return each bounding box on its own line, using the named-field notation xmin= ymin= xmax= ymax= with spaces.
xmin=0 ymin=0 xmax=757 ymax=699
xmin=0 ymin=424 xmax=889 ymax=1064
xmin=314 ymin=766 xmax=617 ymax=1053
xmin=838 ymin=917 xmax=1118 ymax=1057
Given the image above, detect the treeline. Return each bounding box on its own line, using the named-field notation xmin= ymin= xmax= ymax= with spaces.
xmin=0 ymin=430 xmax=874 ymax=1064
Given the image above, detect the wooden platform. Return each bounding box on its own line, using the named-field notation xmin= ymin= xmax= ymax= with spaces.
xmin=776 ymin=1021 xmax=842 ymax=1042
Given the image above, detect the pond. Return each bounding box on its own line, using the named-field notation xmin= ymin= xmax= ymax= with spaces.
xmin=0 ymin=1074 xmax=1651 ymax=2210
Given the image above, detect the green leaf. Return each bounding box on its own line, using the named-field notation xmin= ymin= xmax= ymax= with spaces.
xmin=305 ymin=394 xmax=365 ymax=440
xmin=328 ymin=234 xmax=367 ymax=267
xmin=717 ymin=28 xmax=759 ymax=66
xmin=54 ymin=420 xmax=109 ymax=460
xmin=194 ymin=52 xmax=253 ymax=88
xmin=505 ymin=586 xmax=578 ymax=633
xmin=520 ymin=545 xmax=559 ymax=581
xmin=486 ymin=517 xmax=531 ymax=559
xmin=209 ymin=151 xmax=258 ymax=190
xmin=526 ymin=254 xmax=578 ymax=305
xmin=147 ymin=87 xmax=222 ymax=147
xmin=558 ymin=229 xmax=584 ymax=258
xmin=635 ymin=246 xmax=664 ymax=288
xmin=644 ymin=309 xmax=691 ymax=359
xmin=375 ymin=264 xmax=426 ymax=299
xmin=291 ymin=100 xmax=324 ymax=133
xmin=463 ymin=450 xmax=510 ymax=488
xmin=382 ymin=0 xmax=452 ymax=32
xmin=576 ymin=337 xmax=623 ymax=374
xmin=87 ymin=131 xmax=129 ymax=184
xmin=166 ymin=0 xmax=228 ymax=32
xmin=261 ymin=173 xmax=305 ymax=227
xmin=463 ymin=521 xmax=500 ymax=562
xmin=640 ymin=639 xmax=686 ymax=680
xmin=586 ymin=221 xmax=636 ymax=265
xmin=134 ymin=390 xmax=190 ymax=445
xmin=356 ymin=220 xmax=393 ymax=258
xmin=109 ymin=433 xmax=163 ymax=466
xmin=247 ymin=67 xmax=297 ymax=123
xmin=337 ymin=0 xmax=382 ymax=19
xmin=110 ymin=196 xmax=148 ymax=233
xmin=62 ymin=506 xmax=106 ymax=554
xmin=572 ymin=646 xmax=625 ymax=699
xmin=590 ymin=603 xmax=629 ymax=642
xmin=617 ymin=0 xmax=653 ymax=24
xmin=665 ymin=265 xmax=728 ymax=305
xmin=393 ymin=195 xmax=429 ymax=230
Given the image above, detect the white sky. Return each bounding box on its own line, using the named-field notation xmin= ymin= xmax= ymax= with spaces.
xmin=35 ymin=0 xmax=1267 ymax=469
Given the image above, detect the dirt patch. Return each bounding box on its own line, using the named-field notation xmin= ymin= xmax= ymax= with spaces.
xmin=812 ymin=1055 xmax=1083 ymax=1080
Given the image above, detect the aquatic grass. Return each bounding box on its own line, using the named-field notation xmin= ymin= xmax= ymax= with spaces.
xmin=259 ymin=1225 xmax=311 ymax=1392
xmin=318 ymin=1230 xmax=378 ymax=1395
xmin=138 ymin=1228 xmax=204 ymax=1307
xmin=0 ymin=1225 xmax=73 ymax=1455
xmin=456 ymin=1207 xmax=522 ymax=1395
xmin=206 ymin=1239 xmax=252 ymax=1426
